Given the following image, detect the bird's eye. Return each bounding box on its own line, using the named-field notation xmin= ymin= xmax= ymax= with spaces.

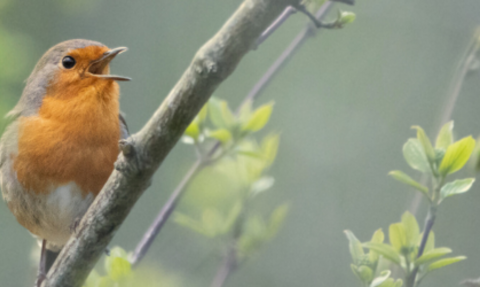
xmin=62 ymin=56 xmax=76 ymax=69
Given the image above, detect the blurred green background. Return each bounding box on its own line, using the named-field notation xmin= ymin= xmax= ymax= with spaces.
xmin=1 ymin=0 xmax=480 ymax=286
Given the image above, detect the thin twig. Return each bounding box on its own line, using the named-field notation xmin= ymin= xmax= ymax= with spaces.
xmin=407 ymin=175 xmax=443 ymax=287
xmin=211 ymin=246 xmax=238 ymax=287
xmin=255 ymin=7 xmax=297 ymax=48
xmin=130 ymin=1 xmax=335 ymax=267
xmin=406 ymin=205 xmax=437 ymax=287
xmin=210 ymin=192 xmax=248 ymax=287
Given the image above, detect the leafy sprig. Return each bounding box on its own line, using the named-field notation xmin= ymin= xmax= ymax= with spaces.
xmin=390 ymin=122 xmax=475 ymax=205
xmin=347 ymin=122 xmax=475 ymax=287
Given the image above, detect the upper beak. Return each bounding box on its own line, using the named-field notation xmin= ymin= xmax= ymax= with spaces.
xmin=88 ymin=47 xmax=131 ymax=81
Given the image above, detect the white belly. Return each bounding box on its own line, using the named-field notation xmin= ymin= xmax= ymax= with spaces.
xmin=39 ymin=182 xmax=94 ymax=250
xmin=1 ymin=169 xmax=94 ymax=251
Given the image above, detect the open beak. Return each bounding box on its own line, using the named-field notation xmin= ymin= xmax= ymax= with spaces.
xmin=88 ymin=47 xmax=131 ymax=81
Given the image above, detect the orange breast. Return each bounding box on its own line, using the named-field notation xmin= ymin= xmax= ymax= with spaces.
xmin=13 ymin=77 xmax=121 ymax=196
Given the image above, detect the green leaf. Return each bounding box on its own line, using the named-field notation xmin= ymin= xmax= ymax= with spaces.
xmin=378 ymin=278 xmax=404 ymax=287
xmin=267 ymin=204 xmax=289 ymax=239
xmin=262 ymin=133 xmax=280 ymax=166
xmin=423 ymin=231 xmax=435 ymax=253
xmin=338 ymin=10 xmax=356 ymax=26
xmin=251 ymin=176 xmax=275 ymax=196
xmin=238 ymin=100 xmax=252 ymax=124
xmin=236 ymin=149 xmax=264 ymax=159
xmin=202 ymin=209 xmax=225 ymax=237
xmin=238 ymin=215 xmax=269 ymax=255
xmin=345 ymin=230 xmax=365 ymax=264
xmin=435 ymin=121 xmax=454 ymax=150
xmin=247 ymin=215 xmax=267 ymax=238
xmin=106 ymin=257 xmax=131 ymax=281
xmin=434 ymin=149 xmax=446 ymax=166
xmin=363 ymin=242 xmax=401 ymax=265
xmin=184 ymin=121 xmax=200 ymax=140
xmin=104 ymin=247 xmax=132 ymax=281
xmin=401 ymin=211 xmax=420 ymax=248
xmin=389 ymin=223 xmax=407 ymax=252
xmin=377 ymin=278 xmax=403 ymax=287
xmin=440 ymin=178 xmax=475 ymax=201
xmin=197 ymin=104 xmax=208 ymax=123
xmin=412 ymin=126 xmax=436 ymax=163
xmin=241 ymin=102 xmax=273 ymax=132
xmin=108 ymin=246 xmax=129 ymax=260
xmin=370 ymin=270 xmax=391 ymax=287
xmin=208 ymin=97 xmax=227 ymax=128
xmin=353 ymin=265 xmax=373 ymax=283
xmin=403 ymin=138 xmax=431 ymax=173
xmin=474 ymin=137 xmax=480 ymax=172
xmin=220 ymin=101 xmax=236 ymax=127
xmin=174 ymin=213 xmax=208 ymax=236
xmin=207 ymin=129 xmax=232 ymax=144
xmin=438 ymin=136 xmax=476 ymax=175
xmin=389 ymin=170 xmax=428 ymax=196
xmin=371 ymin=228 xmax=385 ymax=243
xmin=426 ymin=256 xmax=466 ymax=272
xmin=222 ymin=202 xmax=242 ymax=234
xmin=415 ymin=247 xmax=452 ymax=265
xmin=369 ymin=229 xmax=384 ymax=263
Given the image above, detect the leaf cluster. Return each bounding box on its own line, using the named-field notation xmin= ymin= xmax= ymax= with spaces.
xmin=346 ymin=230 xmax=403 ymax=287
xmin=83 ymin=247 xmax=181 ymax=287
xmin=178 ymin=98 xmax=288 ymax=260
xmin=346 ymin=212 xmax=465 ymax=287
xmin=183 ymin=97 xmax=273 ymax=150
xmin=390 ymin=122 xmax=476 ymax=205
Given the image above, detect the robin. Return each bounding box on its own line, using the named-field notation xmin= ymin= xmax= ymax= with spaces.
xmin=0 ymin=39 xmax=130 ymax=285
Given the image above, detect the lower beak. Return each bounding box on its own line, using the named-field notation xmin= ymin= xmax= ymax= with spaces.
xmin=88 ymin=47 xmax=131 ymax=81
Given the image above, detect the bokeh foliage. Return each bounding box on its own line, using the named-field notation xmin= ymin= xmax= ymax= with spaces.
xmin=178 ymin=98 xmax=288 ymax=261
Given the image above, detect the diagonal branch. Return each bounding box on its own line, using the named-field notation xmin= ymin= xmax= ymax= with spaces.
xmin=42 ymin=0 xmax=301 ymax=286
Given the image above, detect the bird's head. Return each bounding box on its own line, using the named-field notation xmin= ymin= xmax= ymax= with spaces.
xmin=12 ymin=39 xmax=130 ymax=117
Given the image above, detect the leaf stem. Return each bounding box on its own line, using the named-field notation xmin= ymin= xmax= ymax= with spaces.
xmin=210 ymin=186 xmax=250 ymax=287
xmin=406 ymin=203 xmax=437 ymax=287
xmin=210 ymin=245 xmax=238 ymax=287
xmin=254 ymin=7 xmax=297 ymax=48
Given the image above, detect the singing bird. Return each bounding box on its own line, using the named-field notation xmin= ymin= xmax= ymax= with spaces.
xmin=0 ymin=39 xmax=130 ymax=282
